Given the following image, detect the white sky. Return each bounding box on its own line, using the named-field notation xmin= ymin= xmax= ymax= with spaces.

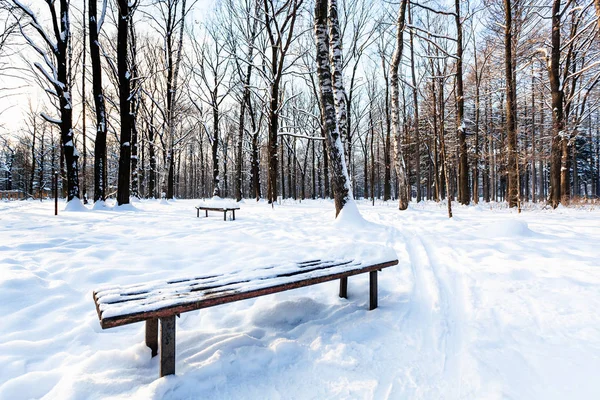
xmin=0 ymin=0 xmax=216 ymax=135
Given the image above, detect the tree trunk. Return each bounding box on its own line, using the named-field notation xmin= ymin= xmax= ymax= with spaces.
xmin=455 ymin=0 xmax=469 ymax=205
xmin=58 ymin=0 xmax=79 ymax=201
xmin=389 ymin=0 xmax=409 ymax=210
xmin=29 ymin=120 xmax=36 ymax=197
xmin=89 ymin=0 xmax=107 ymax=203
xmin=212 ymin=93 xmax=220 ymax=197
xmin=382 ymin=60 xmax=392 ymax=202
xmin=548 ymin=0 xmax=564 ymax=208
xmin=116 ymin=0 xmax=132 ymax=205
xmin=81 ymin=0 xmax=87 ymax=203
xmin=408 ymin=3 xmax=421 ymax=203
xmin=314 ymin=0 xmax=352 ymax=216
xmin=505 ymin=0 xmax=518 ymax=208
xmin=267 ymin=80 xmax=279 ymax=203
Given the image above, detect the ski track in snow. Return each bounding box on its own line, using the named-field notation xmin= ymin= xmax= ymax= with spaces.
xmin=1 ymin=199 xmax=600 ymax=399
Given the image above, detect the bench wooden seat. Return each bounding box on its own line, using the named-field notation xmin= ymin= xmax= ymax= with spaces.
xmin=93 ymin=256 xmax=398 ymax=378
xmin=195 ymin=206 xmax=240 ymax=220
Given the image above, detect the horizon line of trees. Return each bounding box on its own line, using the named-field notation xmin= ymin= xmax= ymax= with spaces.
xmin=1 ymin=0 xmax=600 ymax=215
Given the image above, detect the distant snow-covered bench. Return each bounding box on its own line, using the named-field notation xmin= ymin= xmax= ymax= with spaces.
xmin=92 ymin=253 xmax=398 ymax=378
xmin=195 ymin=197 xmax=240 ymax=220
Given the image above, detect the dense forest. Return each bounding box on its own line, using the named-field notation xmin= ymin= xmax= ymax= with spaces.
xmin=1 ymin=0 xmax=600 ymax=213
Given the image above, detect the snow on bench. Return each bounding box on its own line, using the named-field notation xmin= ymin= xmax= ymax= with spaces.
xmin=92 ymin=251 xmax=398 ymax=378
xmin=195 ymin=197 xmax=240 ymax=220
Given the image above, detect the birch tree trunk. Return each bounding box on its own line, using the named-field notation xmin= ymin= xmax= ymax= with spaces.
xmin=314 ymin=0 xmax=352 ymax=217
xmin=328 ymin=0 xmax=347 ymax=173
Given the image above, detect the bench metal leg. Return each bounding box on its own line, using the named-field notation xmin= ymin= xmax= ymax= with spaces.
xmin=196 ymin=208 xmax=199 ymax=218
xmin=339 ymin=277 xmax=348 ymax=298
xmin=224 ymin=211 xmax=227 ymax=221
xmin=369 ymin=271 xmax=378 ymax=310
xmin=159 ymin=315 xmax=176 ymax=377
xmin=205 ymin=210 xmax=208 ymax=218
xmin=146 ymin=318 xmax=158 ymax=357
xmin=232 ymin=210 xmax=235 ymax=220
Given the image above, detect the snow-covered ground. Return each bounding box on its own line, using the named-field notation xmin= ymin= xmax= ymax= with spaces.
xmin=1 ymin=198 xmax=599 ymax=399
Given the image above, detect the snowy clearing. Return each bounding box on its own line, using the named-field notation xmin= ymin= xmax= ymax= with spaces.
xmin=1 ymin=199 xmax=599 ymax=399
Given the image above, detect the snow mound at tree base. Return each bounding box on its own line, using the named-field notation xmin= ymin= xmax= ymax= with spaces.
xmin=333 ymin=200 xmax=370 ymax=228
xmin=92 ymin=200 xmax=108 ymax=210
xmin=64 ymin=198 xmax=88 ymax=212
xmin=113 ymin=203 xmax=139 ymax=212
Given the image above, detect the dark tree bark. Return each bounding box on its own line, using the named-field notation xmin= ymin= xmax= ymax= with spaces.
xmin=81 ymin=0 xmax=87 ymax=203
xmin=548 ymin=0 xmax=564 ymax=208
xmin=130 ymin=23 xmax=140 ymax=199
xmin=380 ymin=56 xmax=391 ymax=201
xmin=148 ymin=100 xmax=157 ymax=198
xmin=116 ymin=0 xmax=134 ymax=205
xmin=165 ymin=0 xmax=187 ymax=199
xmin=455 ymin=0 xmax=469 ymax=205
xmin=504 ymin=0 xmax=518 ymax=208
xmin=28 ymin=115 xmax=36 ymax=197
xmin=248 ymin=97 xmax=261 ymax=200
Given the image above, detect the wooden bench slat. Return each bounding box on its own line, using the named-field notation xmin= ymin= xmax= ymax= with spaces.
xmin=195 ymin=206 xmax=240 ymax=211
xmin=95 ymin=259 xmax=339 ymax=303
xmin=96 ymin=259 xmax=351 ymax=308
xmin=95 ymin=259 xmax=398 ymax=328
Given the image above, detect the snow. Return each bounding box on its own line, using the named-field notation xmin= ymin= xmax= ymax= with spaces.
xmin=1 ymin=199 xmax=599 ymax=399
xmin=197 ymin=196 xmax=239 ymax=209
xmin=39 ymin=112 xmax=62 ymax=125
xmin=63 ymin=197 xmax=87 ymax=212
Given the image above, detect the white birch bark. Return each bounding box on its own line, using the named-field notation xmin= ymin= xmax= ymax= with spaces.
xmin=314 ymin=0 xmax=352 ymax=217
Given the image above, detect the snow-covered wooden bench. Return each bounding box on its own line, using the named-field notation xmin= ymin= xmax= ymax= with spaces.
xmin=92 ymin=255 xmax=398 ymax=378
xmin=195 ymin=197 xmax=240 ymax=220
xmin=195 ymin=205 xmax=239 ymax=220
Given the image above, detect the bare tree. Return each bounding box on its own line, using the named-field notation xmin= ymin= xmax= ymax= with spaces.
xmin=189 ymin=19 xmax=231 ymax=197
xmin=11 ymin=0 xmax=80 ymax=201
xmin=89 ymin=0 xmax=108 ymax=202
xmin=262 ymin=0 xmax=304 ymax=203
xmin=225 ymin=0 xmax=260 ymax=201
xmin=390 ymin=0 xmax=409 ymax=210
